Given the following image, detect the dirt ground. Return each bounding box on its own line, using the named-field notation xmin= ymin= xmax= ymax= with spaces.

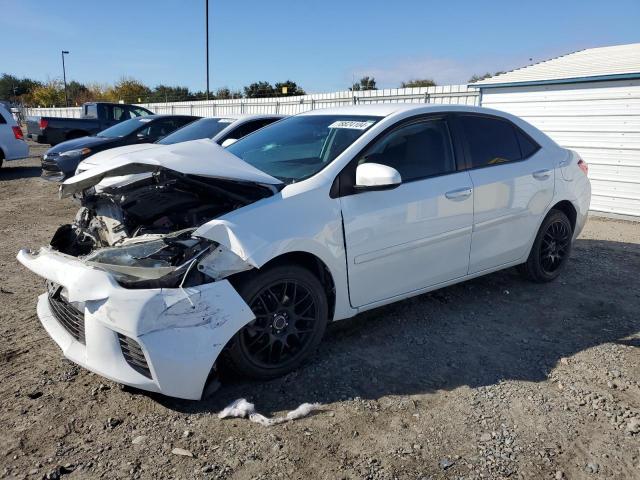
xmin=1 ymin=142 xmax=639 ymax=480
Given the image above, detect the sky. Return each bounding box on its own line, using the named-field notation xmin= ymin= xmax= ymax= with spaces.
xmin=1 ymin=0 xmax=639 ymax=93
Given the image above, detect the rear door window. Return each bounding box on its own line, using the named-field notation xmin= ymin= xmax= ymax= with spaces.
xmin=458 ymin=115 xmax=522 ymax=168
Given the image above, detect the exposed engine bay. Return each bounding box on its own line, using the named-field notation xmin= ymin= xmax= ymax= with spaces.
xmin=49 ymin=169 xmax=275 ymax=288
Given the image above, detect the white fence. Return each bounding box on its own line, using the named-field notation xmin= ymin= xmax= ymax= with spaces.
xmin=24 ymin=84 xmax=479 ymax=118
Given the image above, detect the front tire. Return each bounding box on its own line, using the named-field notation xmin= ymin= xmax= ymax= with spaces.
xmin=224 ymin=265 xmax=329 ymax=380
xmin=518 ymin=209 xmax=573 ymax=282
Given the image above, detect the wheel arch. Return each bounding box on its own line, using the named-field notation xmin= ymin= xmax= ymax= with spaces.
xmin=232 ymin=251 xmax=337 ymax=322
xmin=549 ymin=200 xmax=577 ymax=231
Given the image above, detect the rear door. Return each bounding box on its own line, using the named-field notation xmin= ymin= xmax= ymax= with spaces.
xmin=452 ymin=114 xmax=554 ymax=273
xmin=339 ymin=116 xmax=474 ymax=307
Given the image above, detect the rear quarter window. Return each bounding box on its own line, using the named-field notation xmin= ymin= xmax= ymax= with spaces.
xmin=459 ymin=115 xmax=523 ymax=168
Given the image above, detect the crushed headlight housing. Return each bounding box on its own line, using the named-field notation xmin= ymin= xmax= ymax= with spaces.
xmin=85 ymin=230 xmax=213 ymax=288
xmin=83 ymin=229 xmax=253 ymax=289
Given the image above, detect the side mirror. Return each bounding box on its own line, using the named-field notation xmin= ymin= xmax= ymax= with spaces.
xmin=355 ymin=163 xmax=402 ymax=190
xmin=221 ymin=138 xmax=237 ymax=148
xmin=136 ymin=132 xmax=150 ymax=140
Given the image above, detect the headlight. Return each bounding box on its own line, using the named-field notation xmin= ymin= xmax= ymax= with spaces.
xmin=60 ymin=147 xmax=92 ymax=158
xmin=85 ymin=230 xmax=213 ymax=288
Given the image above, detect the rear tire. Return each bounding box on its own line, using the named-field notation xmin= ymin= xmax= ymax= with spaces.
xmin=223 ymin=264 xmax=329 ymax=380
xmin=518 ymin=209 xmax=573 ymax=283
xmin=0 ymin=149 xmax=4 ymax=169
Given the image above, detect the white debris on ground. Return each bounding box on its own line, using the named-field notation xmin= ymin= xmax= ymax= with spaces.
xmin=218 ymin=398 xmax=322 ymax=426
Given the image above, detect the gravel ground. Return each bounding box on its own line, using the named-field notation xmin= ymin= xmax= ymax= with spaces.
xmin=1 ymin=142 xmax=639 ymax=480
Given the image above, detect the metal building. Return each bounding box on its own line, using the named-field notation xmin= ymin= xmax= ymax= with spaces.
xmin=472 ymin=43 xmax=640 ymax=218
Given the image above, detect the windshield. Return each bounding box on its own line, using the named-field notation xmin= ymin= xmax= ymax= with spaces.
xmin=97 ymin=117 xmax=154 ymax=138
xmin=157 ymin=117 xmax=233 ymax=145
xmin=227 ymin=115 xmax=381 ymax=183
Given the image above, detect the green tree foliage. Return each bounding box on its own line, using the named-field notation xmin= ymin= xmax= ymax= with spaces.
xmin=150 ymin=85 xmax=191 ymax=102
xmin=31 ymin=80 xmax=65 ymax=107
xmin=0 ymin=73 xmax=42 ymax=102
xmin=243 ymin=81 xmax=276 ymax=98
xmin=108 ymin=77 xmax=151 ymax=103
xmin=213 ymin=87 xmax=243 ymax=100
xmin=400 ymin=78 xmax=437 ymax=88
xmin=350 ymin=76 xmax=377 ymax=91
xmin=274 ymin=80 xmax=305 ymax=96
xmin=468 ymin=71 xmax=505 ymax=83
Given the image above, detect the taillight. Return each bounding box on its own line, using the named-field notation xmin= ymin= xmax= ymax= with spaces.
xmin=12 ymin=126 xmax=24 ymax=140
xmin=39 ymin=118 xmax=48 ymax=129
xmin=577 ymin=158 xmax=588 ymax=176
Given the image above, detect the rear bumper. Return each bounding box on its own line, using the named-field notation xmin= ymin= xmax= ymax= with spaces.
xmin=27 ymin=133 xmax=47 ymax=144
xmin=18 ymin=248 xmax=254 ymax=400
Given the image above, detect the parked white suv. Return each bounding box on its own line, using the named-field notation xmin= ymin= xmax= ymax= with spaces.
xmin=0 ymin=104 xmax=29 ymax=168
xmin=18 ymin=104 xmax=591 ymax=399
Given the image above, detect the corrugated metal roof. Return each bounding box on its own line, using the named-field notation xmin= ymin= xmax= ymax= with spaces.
xmin=472 ymin=43 xmax=640 ymax=87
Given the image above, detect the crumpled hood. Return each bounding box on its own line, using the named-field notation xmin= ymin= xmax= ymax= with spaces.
xmin=78 ymin=143 xmax=158 ymax=169
xmin=60 ymin=139 xmax=282 ymax=197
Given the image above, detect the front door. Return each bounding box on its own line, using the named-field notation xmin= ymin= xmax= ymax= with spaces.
xmin=340 ymin=117 xmax=474 ymax=308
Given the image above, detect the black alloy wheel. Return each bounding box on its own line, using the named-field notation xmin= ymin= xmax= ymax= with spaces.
xmin=224 ymin=265 xmax=328 ymax=379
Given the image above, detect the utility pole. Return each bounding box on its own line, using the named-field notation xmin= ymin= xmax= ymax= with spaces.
xmin=61 ymin=50 xmax=69 ymax=106
xmin=205 ymin=0 xmax=210 ymax=100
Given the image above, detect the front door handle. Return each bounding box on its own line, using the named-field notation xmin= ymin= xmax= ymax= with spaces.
xmin=532 ymin=169 xmax=552 ymax=180
xmin=445 ymin=187 xmax=472 ymax=200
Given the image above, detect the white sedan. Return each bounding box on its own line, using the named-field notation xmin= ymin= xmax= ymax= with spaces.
xmin=17 ymin=104 xmax=591 ymax=399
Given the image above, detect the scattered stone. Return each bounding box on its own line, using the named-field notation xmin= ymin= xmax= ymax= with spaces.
xmin=171 ymin=448 xmax=194 ymax=457
xmin=26 ymin=391 xmax=43 ymax=400
xmin=585 ymin=462 xmax=599 ymax=474
xmin=479 ymin=433 xmax=492 ymax=442
xmin=201 ymin=465 xmax=214 ymax=473
xmin=555 ymin=470 xmax=564 ymax=479
xmin=560 ymin=357 xmax=570 ymax=365
xmin=132 ymin=435 xmax=147 ymax=445
xmin=183 ymin=430 xmax=192 ymax=438
xmin=439 ymin=458 xmax=454 ymax=470
xmin=104 ymin=417 xmax=122 ymax=429
xmin=626 ymin=417 xmax=640 ymax=434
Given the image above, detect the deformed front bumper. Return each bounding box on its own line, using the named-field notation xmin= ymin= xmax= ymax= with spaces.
xmin=17 ymin=248 xmax=254 ymax=400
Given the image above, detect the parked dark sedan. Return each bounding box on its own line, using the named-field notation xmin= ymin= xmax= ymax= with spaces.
xmin=41 ymin=115 xmax=199 ymax=181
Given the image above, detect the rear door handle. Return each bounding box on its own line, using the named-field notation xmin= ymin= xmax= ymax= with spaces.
xmin=532 ymin=169 xmax=552 ymax=180
xmin=445 ymin=187 xmax=473 ymax=200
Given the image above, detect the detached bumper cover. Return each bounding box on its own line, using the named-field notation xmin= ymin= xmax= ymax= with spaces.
xmin=17 ymin=248 xmax=254 ymax=400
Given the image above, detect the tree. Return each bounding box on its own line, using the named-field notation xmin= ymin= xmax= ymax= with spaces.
xmin=0 ymin=73 xmax=41 ymax=103
xmin=213 ymin=87 xmax=242 ymax=100
xmin=108 ymin=77 xmax=151 ymax=103
xmin=150 ymin=85 xmax=191 ymax=103
xmin=468 ymin=71 xmax=505 ymax=83
xmin=31 ymin=80 xmax=65 ymax=107
xmin=274 ymin=80 xmax=305 ymax=96
xmin=350 ymin=76 xmax=377 ymax=91
xmin=66 ymin=80 xmax=89 ymax=106
xmin=400 ymin=78 xmax=436 ymax=88
xmin=243 ymin=81 xmax=275 ymax=98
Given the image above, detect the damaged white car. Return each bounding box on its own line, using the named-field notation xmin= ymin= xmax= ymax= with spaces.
xmin=18 ymin=104 xmax=591 ymax=400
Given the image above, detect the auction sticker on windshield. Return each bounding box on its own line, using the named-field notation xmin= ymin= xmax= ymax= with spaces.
xmin=328 ymin=120 xmax=375 ymax=130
